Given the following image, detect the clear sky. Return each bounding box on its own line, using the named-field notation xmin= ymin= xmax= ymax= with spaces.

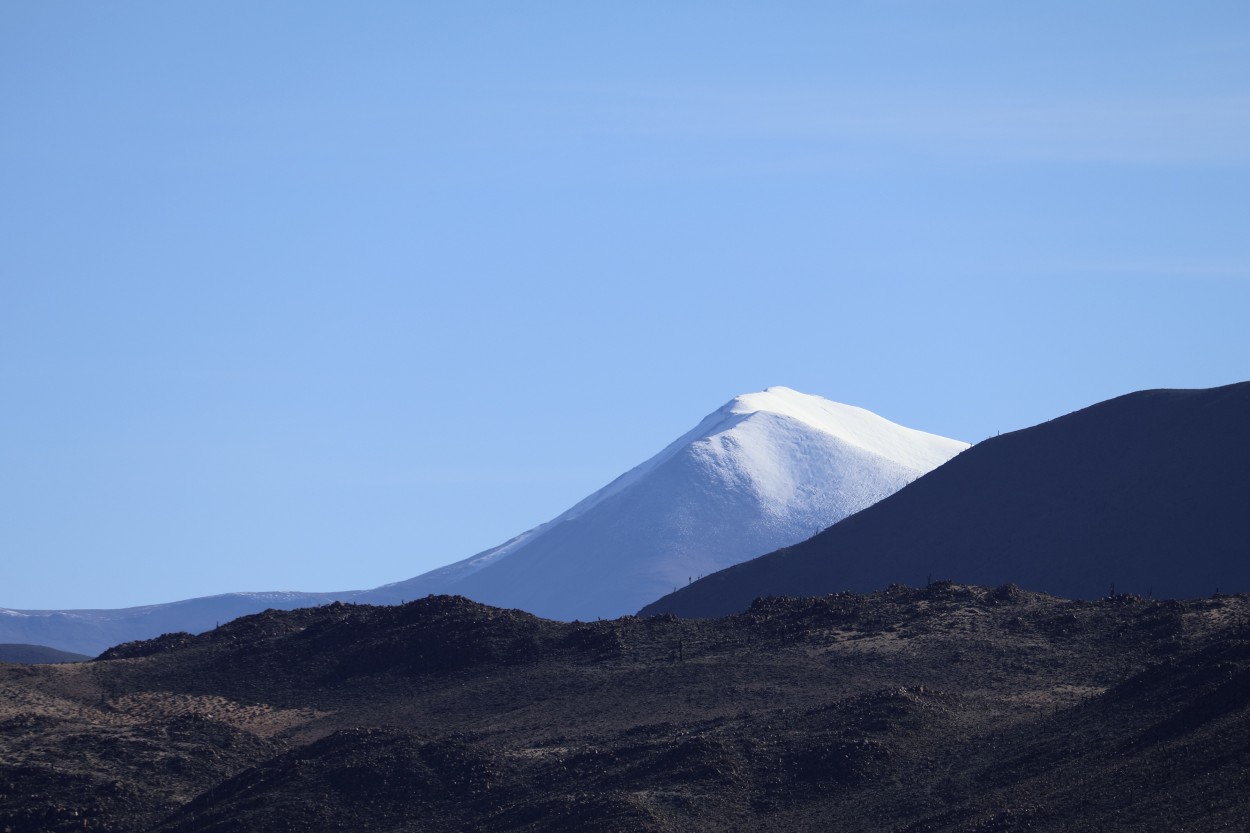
xmin=3 ymin=2 xmax=1248 ymax=609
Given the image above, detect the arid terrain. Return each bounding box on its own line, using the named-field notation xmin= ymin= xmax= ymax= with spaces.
xmin=3 ymin=585 xmax=1249 ymax=832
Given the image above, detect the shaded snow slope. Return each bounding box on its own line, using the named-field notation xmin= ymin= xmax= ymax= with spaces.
xmin=362 ymin=387 xmax=968 ymax=620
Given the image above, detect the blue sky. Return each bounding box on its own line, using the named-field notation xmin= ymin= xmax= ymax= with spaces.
xmin=3 ymin=2 xmax=1248 ymax=609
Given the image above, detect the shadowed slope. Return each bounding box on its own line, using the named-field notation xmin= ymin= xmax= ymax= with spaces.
xmin=642 ymin=382 xmax=1250 ymax=618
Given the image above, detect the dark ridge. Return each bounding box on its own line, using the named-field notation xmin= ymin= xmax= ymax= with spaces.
xmin=642 ymin=382 xmax=1250 ymax=618
xmin=0 ymin=643 xmax=92 ymax=664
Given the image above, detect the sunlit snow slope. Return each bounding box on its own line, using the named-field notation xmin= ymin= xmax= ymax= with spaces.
xmin=362 ymin=387 xmax=968 ymax=620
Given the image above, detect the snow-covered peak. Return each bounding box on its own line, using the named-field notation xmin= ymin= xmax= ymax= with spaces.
xmin=724 ymin=386 xmax=963 ymax=472
xmin=370 ymin=387 xmax=970 ymax=619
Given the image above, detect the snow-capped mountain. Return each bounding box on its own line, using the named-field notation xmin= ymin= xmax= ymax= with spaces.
xmin=359 ymin=387 xmax=969 ymax=620
xmin=0 ymin=387 xmax=967 ymax=654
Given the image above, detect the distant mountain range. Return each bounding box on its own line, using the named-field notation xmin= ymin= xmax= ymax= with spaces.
xmin=0 ymin=592 xmax=347 ymax=657
xmin=642 ymin=382 xmax=1250 ymax=618
xmin=0 ymin=387 xmax=966 ymax=654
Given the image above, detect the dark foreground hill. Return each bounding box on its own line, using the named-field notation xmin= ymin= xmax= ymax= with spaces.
xmin=4 ymin=589 xmax=1250 ymax=832
xmin=0 ymin=643 xmax=90 ymax=664
xmin=643 ymin=382 xmax=1250 ymax=619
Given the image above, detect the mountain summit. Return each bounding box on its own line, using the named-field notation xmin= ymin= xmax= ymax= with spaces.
xmin=366 ymin=387 xmax=968 ymax=620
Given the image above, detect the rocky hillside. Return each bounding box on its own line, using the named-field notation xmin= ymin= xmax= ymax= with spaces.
xmin=3 ymin=586 xmax=1250 ymax=831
